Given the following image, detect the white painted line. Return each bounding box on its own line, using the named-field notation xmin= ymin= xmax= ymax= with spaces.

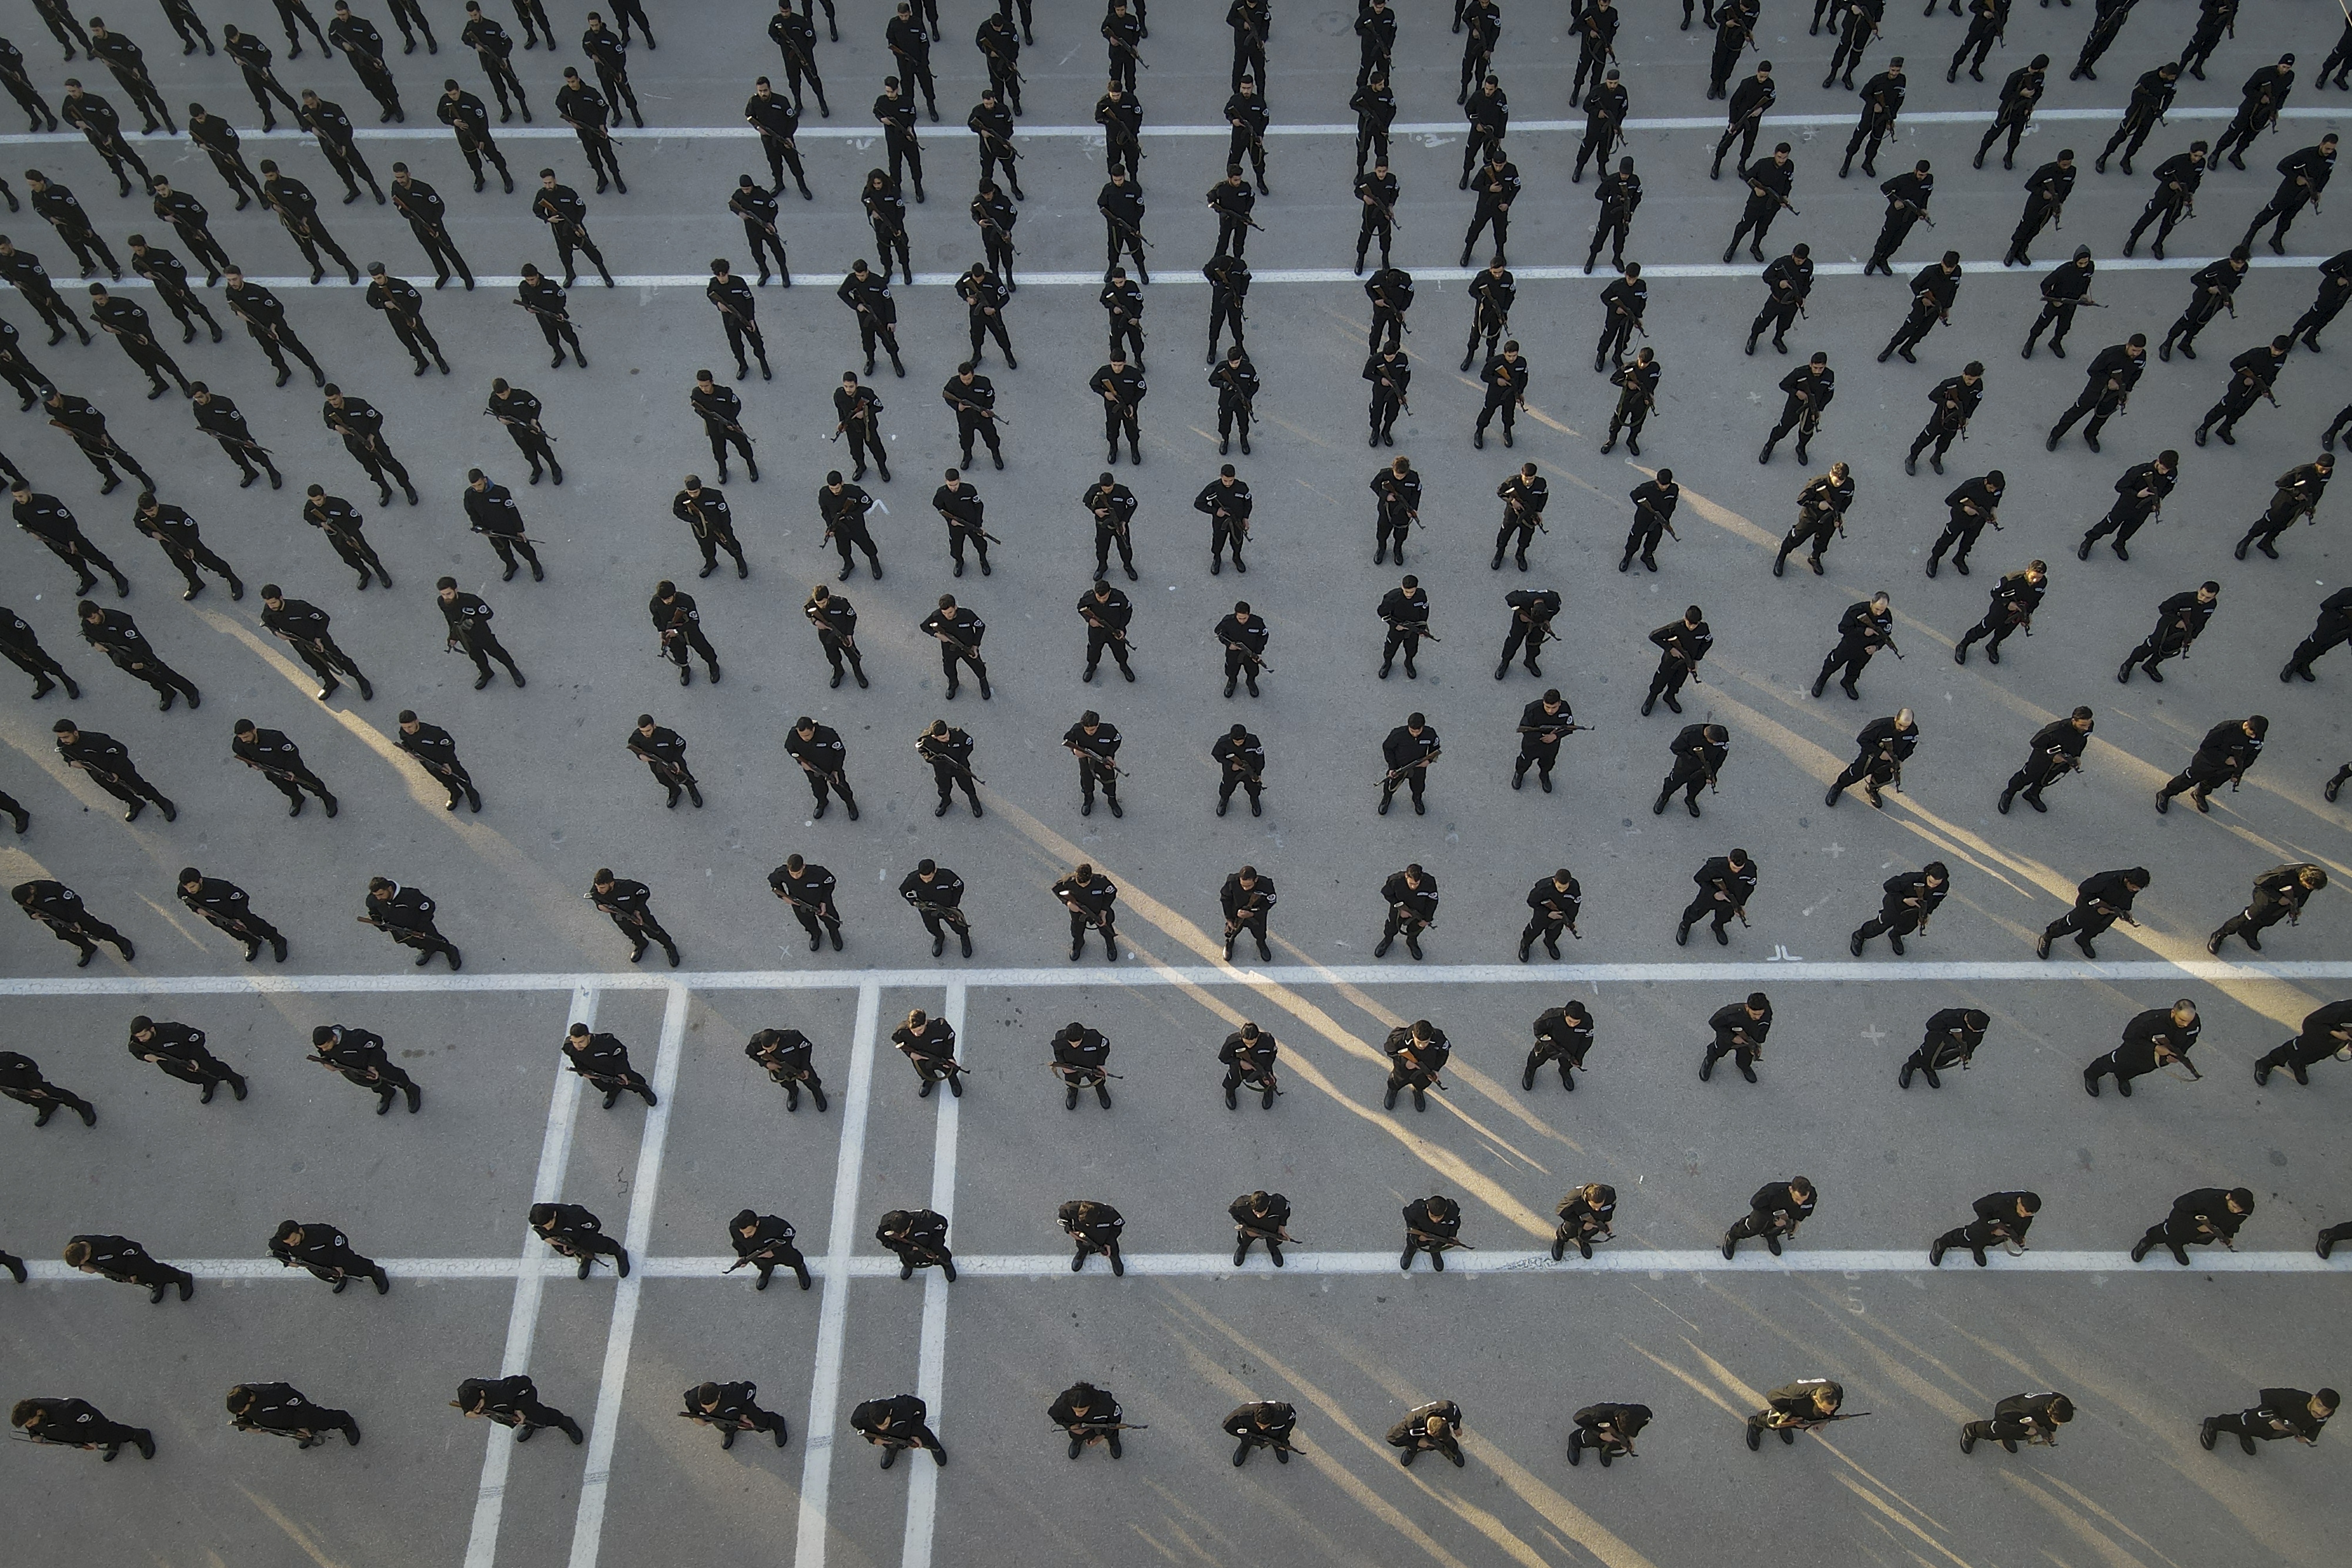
xmin=463 ymin=985 xmax=597 ymax=1568
xmin=0 ymin=106 xmax=2322 ymax=147
xmin=19 ymin=254 xmax=2324 ymax=295
xmin=793 ymin=980 xmax=883 ymax=1568
xmin=3 ymin=957 xmax=2348 ymax=999
xmin=900 ymin=984 xmax=964 ymax=1568
xmin=20 ymin=1249 xmax=2339 ymax=1281
xmin=566 ymin=982 xmax=690 ymax=1568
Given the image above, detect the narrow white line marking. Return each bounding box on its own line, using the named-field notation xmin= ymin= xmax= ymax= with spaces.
xmin=0 ymin=106 xmax=2318 ymax=147
xmin=2 ymin=958 xmax=2347 ymax=998
xmin=793 ymin=980 xmax=883 ymax=1568
xmin=566 ymin=982 xmax=690 ymax=1568
xmin=16 ymin=255 xmax=2321 ymax=295
xmin=18 ymin=1250 xmax=2336 ymax=1280
xmin=900 ymin=984 xmax=964 ymax=1568
xmin=463 ymin=985 xmax=597 ymax=1568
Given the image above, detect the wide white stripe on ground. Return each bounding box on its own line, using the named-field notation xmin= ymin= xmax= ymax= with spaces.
xmin=0 ymin=106 xmax=2321 ymax=147
xmin=566 ymin=982 xmax=690 ymax=1568
xmin=22 ymin=1249 xmax=2337 ymax=1280
xmin=901 ymin=983 xmax=965 ymax=1568
xmin=793 ymin=981 xmax=883 ymax=1568
xmin=463 ymin=985 xmax=599 ymax=1568
xmin=13 ymin=253 xmax=2323 ymax=295
xmin=3 ymin=957 xmax=2348 ymax=998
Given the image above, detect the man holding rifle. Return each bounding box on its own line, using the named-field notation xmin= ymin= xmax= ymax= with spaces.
xmin=2039 ymin=865 xmax=2146 ymax=961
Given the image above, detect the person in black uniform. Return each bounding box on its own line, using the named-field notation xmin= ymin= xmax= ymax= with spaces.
xmin=308 ymin=1021 xmax=420 ymax=1112
xmin=2160 ymin=249 xmax=2249 ymax=362
xmin=1514 ymin=694 xmax=1579 ymax=795
xmin=230 ymin=721 xmax=336 ymax=818
xmin=2024 ymin=248 xmax=2101 ymax=363
xmin=1377 ymin=570 xmax=1428 ymax=673
xmin=1960 ymin=1390 xmax=2074 ymax=1454
xmin=1376 ymin=862 xmax=1438 ymax=959
xmin=1 ymin=1046 xmax=97 ymax=1124
xmin=1054 ymin=862 xmax=1119 ymax=961
xmin=785 ymin=715 xmax=858 ymax=821
xmin=1642 ymin=605 xmax=1711 ymax=716
xmin=552 ymin=69 xmax=621 ymax=191
xmin=1491 ymin=460 xmax=1546 ymax=569
xmin=1679 ymin=847 xmax=1755 ymax=947
xmin=1496 ymin=588 xmax=1560 ymax=681
xmin=1771 ymin=464 xmax=1855 ymax=582
xmin=1049 ymin=1382 xmax=1126 ymax=1460
xmin=1899 ymin=1007 xmax=1989 ymax=1089
xmin=54 ymin=720 xmax=175 ymax=819
xmin=396 ymin=709 xmax=478 ymax=811
xmin=12 ymin=1397 xmax=154 ymax=1459
xmin=532 ymin=170 xmax=611 ymax=288
xmin=227 ymin=1383 xmax=361 ymax=1449
xmin=260 ymin=584 xmax=374 ymax=699
xmin=389 ymin=164 xmax=472 ymax=287
xmin=1382 ymin=1019 xmax=1450 ymax=1113
xmin=681 ymin=1381 xmax=786 ymax=1449
xmin=931 ymin=472 xmax=992 ymax=578
xmin=723 ymin=1209 xmax=813 ymax=1293
xmin=321 ymin=386 xmax=417 ymax=508
xmin=917 ymin=595 xmax=993 ymax=700
xmin=0 ymin=312 xmax=58 ymax=410
xmin=2237 ymin=457 xmax=2334 ymax=561
xmin=459 ymin=5 xmax=528 ymax=120
xmin=2033 ymin=864 xmax=2147 ymax=963
xmin=43 ymin=388 xmax=151 ymax=494
xmin=1387 ymin=1401 xmax=1465 ymax=1469
xmin=1057 ymin=709 xmax=1122 ymax=818
xmin=1828 ymin=710 xmax=1919 ymax=813
xmin=851 ymin=1392 xmax=946 ymax=1466
xmin=728 ymin=176 xmax=791 ymax=290
xmin=1883 ymin=252 xmax=1965 ymax=370
xmin=671 ymin=477 xmax=746 ymax=580
xmin=2281 ymin=585 xmax=2352 ymax=683
xmin=2095 ymin=60 xmax=2179 ymax=176
xmin=1924 ymin=474 xmax=2004 ymax=580
xmin=1225 ymin=1400 xmax=1296 ymax=1465
xmin=585 ymin=865 xmax=682 ymax=966
xmin=361 ymin=875 xmax=460 ymax=968
xmin=563 ymin=1020 xmax=657 ymax=1108
xmin=1378 ymin=713 xmax=1441 ymax=816
xmin=1947 ymin=557 xmax=2042 ymax=663
xmin=2156 ymin=713 xmax=2267 ymax=819
xmin=1722 ymin=143 xmax=1795 ymax=266
xmin=768 ymin=4 xmax=828 ymax=115
xmin=2118 ymin=581 xmax=2220 ymax=685
xmin=0 ymin=605 xmax=77 ymax=700
xmin=1568 ymin=1402 xmax=1648 ymax=1466
xmin=800 ymin=586 xmax=864 ymax=693
xmin=1812 ymin=593 xmax=1896 ymax=700
xmin=1080 ymin=473 xmax=1140 ymax=582
xmin=1212 ymin=724 xmax=1265 ymax=818
xmin=627 ymin=712 xmax=698 ymax=805
xmin=1212 ymin=865 xmax=1278 ymax=962
xmin=1194 ymin=466 xmax=1253 ymax=576
xmin=746 ymin=1022 xmax=830 ymax=1109
xmin=269 ymin=1218 xmax=386 ymax=1292
xmin=182 ymin=385 xmax=277 ymax=492
xmin=88 ymin=285 xmax=186 ymax=399
xmin=2203 ymin=1388 xmax=2337 ymax=1457
xmin=460 ymin=469 xmax=539 ymax=581
xmin=2000 ymin=707 xmax=2094 ymax=814
xmin=2084 ymin=999 xmax=2201 ymax=1097
xmin=1931 ymin=1191 xmax=2038 ymax=1267
xmin=2195 ymin=337 xmax=2291 ymax=448
xmin=64 ymin=1233 xmax=191 ymax=1302
xmin=1524 ymin=997 xmax=1593 ymax=1086
xmin=1042 ymin=1019 xmax=1112 ymax=1110
xmin=515 ymin=265 xmax=583 ymax=367
xmin=253 ymin=160 xmax=359 ymax=285
xmin=1759 ymin=354 xmax=1833 ymax=466
xmin=1906 ymin=363 xmax=1983 ymax=475
xmin=1601 ymin=346 xmax=1658 ymax=457
xmin=130 ymin=493 xmax=240 ymax=602
xmin=2123 ymin=143 xmax=2207 ymax=261
xmin=530 ymin=1201 xmax=628 ymax=1277
xmin=1221 ymin=1030 xmax=1280 ymax=1112
xmin=1059 ymin=1199 xmax=1125 ymax=1275
xmin=2256 ymin=998 xmax=2352 ymax=1089
xmin=2001 ymin=150 xmax=2076 ymax=269
xmin=2212 ymin=861 xmax=2326 ymax=957
xmin=454 ymin=1375 xmax=583 ymax=1444
xmin=1700 ymin=992 xmax=1772 ymax=1083
xmin=1459 ymin=147 xmax=1518 ymax=268
xmin=1654 ymin=723 xmax=1729 ymax=818
xmin=1097 ymin=169 xmax=1148 ymax=281
xmin=1849 ymin=861 xmax=1946 ymax=956
xmin=2132 ymin=1186 xmax=2251 ymax=1265
xmin=129 ymin=1012 xmax=249 ymax=1100
xmin=1586 ymin=157 xmax=1641 ymax=274
xmin=1723 ymin=1176 xmax=1815 ymax=1259
xmin=876 ymin=1205 xmax=957 ymax=1276
xmin=12 ymin=487 xmax=131 ymax=598
xmin=1613 ymin=470 xmax=1682 ymax=576
xmin=1975 ymin=52 xmax=2051 ymax=170
xmin=0 ymin=235 xmax=92 ymax=345
xmin=1461 ymin=258 xmax=1513 ymax=371
xmin=1399 ymin=1194 xmax=1462 ymax=1271
xmin=900 ymin=858 xmax=972 ymax=954
xmin=1712 ymin=62 xmax=1775 ymax=176
xmin=1362 ymin=346 xmax=1410 ymax=450
xmin=1211 ymin=346 xmax=1259 ymax=457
